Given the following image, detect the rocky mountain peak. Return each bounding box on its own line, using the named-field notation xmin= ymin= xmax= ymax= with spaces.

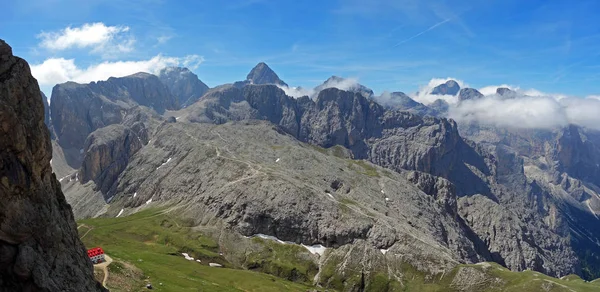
xmin=496 ymin=87 xmax=517 ymax=98
xmin=458 ymin=88 xmax=484 ymax=101
xmin=0 ymin=39 xmax=105 ymax=291
xmin=432 ymin=80 xmax=460 ymax=95
xmin=246 ymin=62 xmax=287 ymax=86
xmin=315 ymin=76 xmax=374 ymax=98
xmin=159 ymin=66 xmax=209 ymax=108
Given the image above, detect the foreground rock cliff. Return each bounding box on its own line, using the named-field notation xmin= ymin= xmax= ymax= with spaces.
xmin=0 ymin=40 xmax=105 ymax=291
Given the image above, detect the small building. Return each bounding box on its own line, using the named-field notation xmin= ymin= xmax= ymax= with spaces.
xmin=87 ymin=247 xmax=105 ymax=264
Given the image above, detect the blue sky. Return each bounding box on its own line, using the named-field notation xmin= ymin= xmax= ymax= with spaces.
xmin=3 ymin=0 xmax=600 ymax=98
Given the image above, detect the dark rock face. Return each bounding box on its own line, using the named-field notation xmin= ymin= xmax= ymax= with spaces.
xmin=432 ymin=80 xmax=460 ymax=95
xmin=458 ymin=88 xmax=484 ymax=101
xmin=245 ymin=62 xmax=287 ymax=86
xmin=51 ymin=72 xmax=177 ymax=152
xmin=41 ymin=91 xmax=50 ymax=126
xmin=80 ymin=123 xmax=148 ymax=198
xmin=0 ymin=39 xmax=105 ymax=291
xmin=158 ymin=67 xmax=209 ymax=108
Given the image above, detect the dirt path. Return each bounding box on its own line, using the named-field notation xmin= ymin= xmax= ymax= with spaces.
xmin=79 ymin=226 xmax=94 ymax=240
xmin=94 ymin=254 xmax=113 ymax=287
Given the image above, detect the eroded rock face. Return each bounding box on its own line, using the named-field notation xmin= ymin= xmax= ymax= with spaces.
xmin=80 ymin=122 xmax=148 ymax=198
xmin=159 ymin=67 xmax=209 ymax=108
xmin=0 ymin=39 xmax=104 ymax=291
xmin=51 ymin=72 xmax=177 ymax=152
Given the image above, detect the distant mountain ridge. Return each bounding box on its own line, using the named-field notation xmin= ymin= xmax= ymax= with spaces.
xmin=45 ymin=61 xmax=600 ymax=283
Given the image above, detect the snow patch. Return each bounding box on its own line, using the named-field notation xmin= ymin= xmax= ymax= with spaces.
xmin=107 ymin=196 xmax=114 ymax=203
xmin=255 ymin=234 xmax=291 ymax=244
xmin=380 ymin=249 xmax=388 ymax=255
xmin=146 ymin=198 xmax=152 ymax=205
xmin=302 ymin=244 xmax=327 ymax=256
xmin=326 ymin=193 xmax=334 ymax=199
xmin=381 ymin=189 xmax=385 ymax=194
xmin=116 ymin=209 xmax=124 ymax=218
xmin=209 ymin=263 xmax=223 ymax=267
xmin=156 ymin=157 xmax=172 ymax=170
xmin=248 ymin=234 xmax=327 ymax=256
xmin=133 ymin=192 xmax=137 ymax=198
xmin=196 ymin=259 xmax=202 ymax=263
xmin=275 ymin=158 xmax=280 ymax=163
xmin=175 ymin=116 xmax=181 ymax=120
xmin=385 ymin=197 xmax=390 ymax=201
xmin=181 ymin=253 xmax=194 ymax=261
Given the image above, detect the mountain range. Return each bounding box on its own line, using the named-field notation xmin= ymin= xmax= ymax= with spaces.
xmin=13 ymin=48 xmax=600 ymax=290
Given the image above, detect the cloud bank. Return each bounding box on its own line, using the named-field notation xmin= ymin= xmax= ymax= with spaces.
xmin=38 ymin=22 xmax=134 ymax=57
xmin=357 ymin=77 xmax=600 ymax=131
xmin=278 ymin=76 xmax=362 ymax=98
xmin=448 ymin=93 xmax=600 ymax=130
xmin=31 ymin=55 xmax=204 ymax=87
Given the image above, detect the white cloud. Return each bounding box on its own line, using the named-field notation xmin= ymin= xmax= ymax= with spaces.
xmin=156 ymin=35 xmax=172 ymax=45
xmin=449 ymin=96 xmax=568 ymax=129
xmin=37 ymin=22 xmax=134 ymax=57
xmin=318 ymin=77 xmax=361 ymax=92
xmin=30 ymin=54 xmax=204 ymax=87
xmin=559 ymin=97 xmax=600 ymax=129
xmin=411 ymin=77 xmax=467 ymax=105
xmin=448 ymin=93 xmax=600 ymax=130
xmin=277 ymin=85 xmax=314 ymax=98
xmin=478 ymin=84 xmax=514 ymax=96
xmin=277 ymin=76 xmax=363 ymax=98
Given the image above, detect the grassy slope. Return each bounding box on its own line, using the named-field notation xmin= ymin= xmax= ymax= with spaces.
xmin=79 ymin=208 xmax=600 ymax=292
xmin=78 ymin=209 xmax=315 ymax=292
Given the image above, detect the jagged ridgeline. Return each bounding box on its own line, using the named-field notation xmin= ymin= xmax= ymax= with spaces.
xmin=42 ymin=58 xmax=600 ymax=290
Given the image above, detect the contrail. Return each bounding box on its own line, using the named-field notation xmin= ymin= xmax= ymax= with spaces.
xmin=394 ymin=18 xmax=452 ymax=47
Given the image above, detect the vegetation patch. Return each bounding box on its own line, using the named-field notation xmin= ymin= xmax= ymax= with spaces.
xmin=78 ymin=208 xmax=316 ymax=291
xmin=244 ymin=237 xmax=319 ymax=283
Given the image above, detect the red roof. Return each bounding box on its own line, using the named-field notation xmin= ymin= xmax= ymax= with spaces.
xmin=87 ymin=247 xmax=104 ymax=258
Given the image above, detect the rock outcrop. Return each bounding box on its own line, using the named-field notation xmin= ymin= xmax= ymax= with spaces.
xmin=159 ymin=67 xmax=209 ymax=108
xmin=0 ymin=39 xmax=105 ymax=291
xmin=80 ymin=122 xmax=148 ymax=198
